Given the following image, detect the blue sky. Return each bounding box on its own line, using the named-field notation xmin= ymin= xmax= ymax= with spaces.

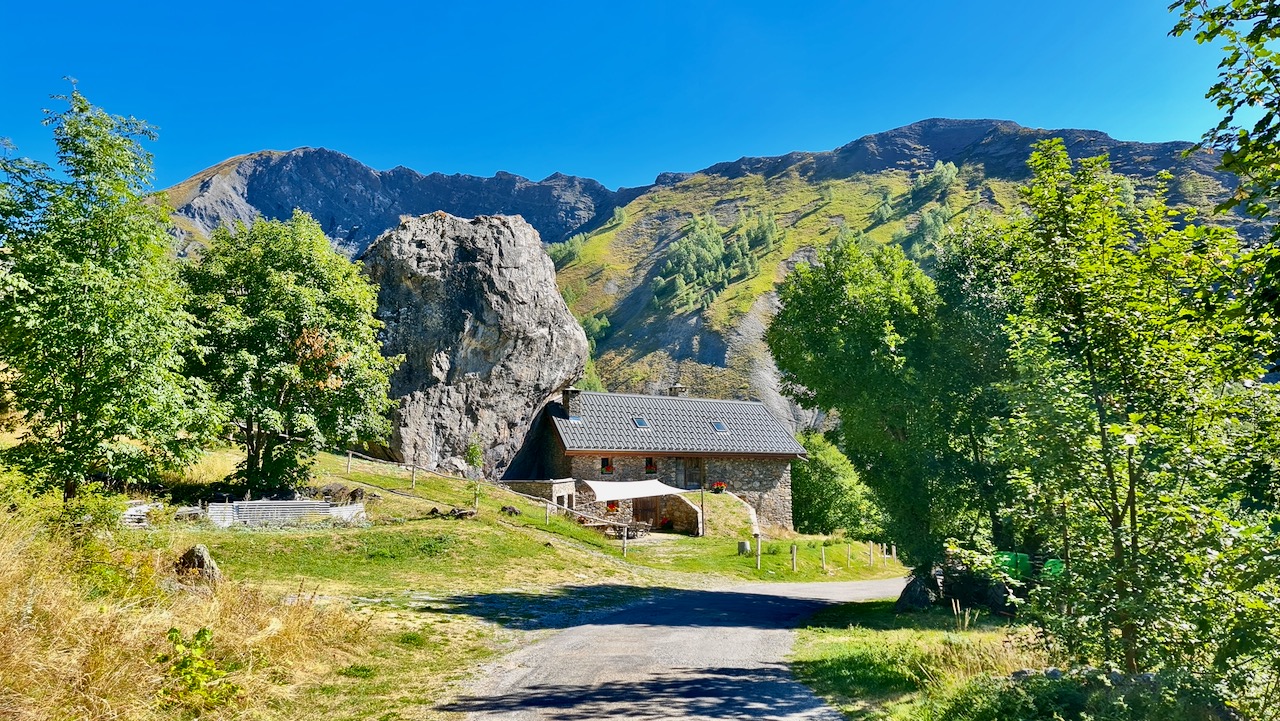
xmin=1 ymin=1 xmax=1225 ymax=190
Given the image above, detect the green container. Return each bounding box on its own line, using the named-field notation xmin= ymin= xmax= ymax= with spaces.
xmin=1042 ymin=558 xmax=1065 ymax=577
xmin=996 ymin=551 xmax=1032 ymax=580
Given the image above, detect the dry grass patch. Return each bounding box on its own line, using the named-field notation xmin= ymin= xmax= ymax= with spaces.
xmin=0 ymin=512 xmax=359 ymax=721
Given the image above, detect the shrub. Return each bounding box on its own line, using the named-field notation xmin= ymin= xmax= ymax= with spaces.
xmin=926 ymin=673 xmax=1232 ymax=721
xmin=154 ymin=628 xmax=241 ymax=711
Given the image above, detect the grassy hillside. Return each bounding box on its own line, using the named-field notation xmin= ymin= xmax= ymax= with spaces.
xmin=556 ymin=165 xmax=1020 ymax=397
xmin=555 ymin=153 xmax=1239 ymax=402
xmin=1 ymin=447 xmax=903 ymax=720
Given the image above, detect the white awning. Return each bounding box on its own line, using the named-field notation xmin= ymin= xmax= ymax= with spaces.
xmin=573 ymin=478 xmax=688 ymax=502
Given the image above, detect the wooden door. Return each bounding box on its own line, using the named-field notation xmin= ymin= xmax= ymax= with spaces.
xmin=688 ymin=458 xmax=705 ymax=488
xmin=633 ymin=497 xmax=660 ymax=526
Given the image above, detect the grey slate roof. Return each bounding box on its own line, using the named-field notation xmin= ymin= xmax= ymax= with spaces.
xmin=551 ymin=391 xmax=807 ymax=457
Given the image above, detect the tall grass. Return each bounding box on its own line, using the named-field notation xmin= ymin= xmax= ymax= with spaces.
xmin=0 ymin=511 xmax=357 ymax=720
xmin=792 ymin=600 xmax=1044 ymax=720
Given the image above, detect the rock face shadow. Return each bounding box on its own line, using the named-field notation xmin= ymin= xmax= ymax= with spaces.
xmin=440 ymin=663 xmax=839 ymax=720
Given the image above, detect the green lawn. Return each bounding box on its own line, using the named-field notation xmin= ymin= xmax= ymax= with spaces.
xmin=138 ymin=448 xmax=909 ymax=720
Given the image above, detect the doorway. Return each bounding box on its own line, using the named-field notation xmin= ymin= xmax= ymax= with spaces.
xmin=633 ymin=497 xmax=661 ymax=526
xmin=673 ymin=457 xmax=705 ymax=490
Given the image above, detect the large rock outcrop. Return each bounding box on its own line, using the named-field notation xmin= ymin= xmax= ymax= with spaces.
xmin=362 ymin=212 xmax=588 ymax=476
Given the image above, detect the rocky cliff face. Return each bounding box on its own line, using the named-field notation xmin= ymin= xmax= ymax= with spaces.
xmin=361 ymin=212 xmax=588 ymax=476
xmin=168 ymin=148 xmax=631 ymax=256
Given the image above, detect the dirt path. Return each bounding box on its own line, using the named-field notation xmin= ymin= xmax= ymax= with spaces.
xmin=442 ymin=578 xmax=905 ymax=720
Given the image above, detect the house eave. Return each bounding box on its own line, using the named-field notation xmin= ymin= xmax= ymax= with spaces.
xmin=562 ymin=449 xmax=806 ymax=460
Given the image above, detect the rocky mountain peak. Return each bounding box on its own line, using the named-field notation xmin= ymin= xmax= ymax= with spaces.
xmin=168 ymin=148 xmax=625 ymax=257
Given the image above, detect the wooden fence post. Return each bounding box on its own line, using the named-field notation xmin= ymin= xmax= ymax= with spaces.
xmin=346 ymin=450 xmax=352 ymax=474
xmin=791 ymin=544 xmax=797 ymax=572
xmin=755 ymin=533 xmax=762 ymax=570
xmin=545 ymin=502 xmax=551 ymax=525
xmin=621 ymin=526 xmax=628 ymax=558
xmin=821 ymin=545 xmax=827 ymax=571
xmin=870 ymin=543 xmax=875 ymax=566
xmin=411 ymin=462 xmax=417 ymax=490
xmin=846 ymin=544 xmax=851 ymax=569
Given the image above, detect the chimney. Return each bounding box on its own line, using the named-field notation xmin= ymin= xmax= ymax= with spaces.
xmin=562 ymin=386 xmax=583 ymax=417
xmin=667 ymin=383 xmax=688 ymax=398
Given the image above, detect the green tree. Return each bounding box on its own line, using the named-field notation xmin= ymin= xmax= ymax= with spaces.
xmin=183 ymin=212 xmax=399 ymax=489
xmin=745 ymin=210 xmax=778 ymax=252
xmin=0 ymin=89 xmax=215 ymax=499
xmin=932 ymin=214 xmax=1021 ymax=549
xmin=577 ymin=356 xmax=606 ymax=392
xmin=870 ymin=187 xmax=894 ymax=224
xmin=910 ymin=161 xmax=959 ymax=205
xmin=1171 ymin=1 xmax=1280 ymax=360
xmin=579 ymin=312 xmax=610 ymax=352
xmin=1000 ymin=140 xmax=1272 ymax=678
xmin=768 ymin=217 xmax=1027 ymax=571
xmin=653 ymin=213 xmax=755 ymax=310
xmin=547 ymin=233 xmax=585 ymax=269
xmin=791 ymin=432 xmax=882 ymax=538
xmin=767 ymin=235 xmax=969 ymax=568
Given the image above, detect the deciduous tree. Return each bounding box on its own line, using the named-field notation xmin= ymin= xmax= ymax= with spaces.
xmin=791 ymin=432 xmax=882 ymax=538
xmin=183 ymin=212 xmax=399 ymax=489
xmin=1000 ymin=140 xmax=1272 ymax=681
xmin=0 ymin=89 xmax=214 ymax=498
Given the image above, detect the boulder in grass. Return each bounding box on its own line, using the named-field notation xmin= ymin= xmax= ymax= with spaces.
xmin=175 ymin=544 xmax=222 ymax=584
xmin=895 ymin=572 xmax=942 ymax=612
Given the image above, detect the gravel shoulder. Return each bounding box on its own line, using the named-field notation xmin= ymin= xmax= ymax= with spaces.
xmin=443 ymin=577 xmax=906 ymax=720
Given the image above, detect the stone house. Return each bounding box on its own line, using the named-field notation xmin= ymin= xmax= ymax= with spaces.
xmin=506 ymin=385 xmax=806 ymax=531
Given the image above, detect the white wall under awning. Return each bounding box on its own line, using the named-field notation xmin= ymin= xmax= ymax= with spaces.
xmin=573 ymin=478 xmax=688 ymax=502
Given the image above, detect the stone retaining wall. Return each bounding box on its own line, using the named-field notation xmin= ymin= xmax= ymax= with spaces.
xmin=704 ymin=458 xmax=793 ymax=530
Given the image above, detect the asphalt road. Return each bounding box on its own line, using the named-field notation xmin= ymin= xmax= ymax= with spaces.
xmin=443 ymin=577 xmax=906 ymax=720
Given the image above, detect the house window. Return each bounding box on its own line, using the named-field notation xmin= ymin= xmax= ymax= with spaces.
xmin=645 ymin=457 xmax=657 ymax=474
xmin=601 ymin=457 xmax=614 ymax=474
xmin=710 ymin=420 xmax=729 ymax=433
xmin=632 ymin=417 xmax=651 ymax=429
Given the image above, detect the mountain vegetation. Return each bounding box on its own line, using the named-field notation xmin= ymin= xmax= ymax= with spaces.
xmin=770 ymin=138 xmax=1280 ymax=717
xmin=163 ymin=119 xmax=1264 ymax=430
xmin=182 ymin=212 xmax=400 ymax=489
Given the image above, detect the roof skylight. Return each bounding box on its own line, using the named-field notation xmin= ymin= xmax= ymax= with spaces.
xmin=710 ymin=420 xmax=729 ymax=433
xmin=632 ymin=417 xmax=651 ymax=429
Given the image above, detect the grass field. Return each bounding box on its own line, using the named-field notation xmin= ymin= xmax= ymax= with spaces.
xmin=791 ymin=601 xmax=1043 ymax=721
xmin=3 ymin=446 xmax=908 ymax=720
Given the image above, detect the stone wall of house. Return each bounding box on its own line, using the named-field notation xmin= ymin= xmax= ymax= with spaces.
xmin=565 ymin=453 xmax=793 ymax=530
xmin=704 ymin=458 xmax=793 ymax=530
xmin=568 ymin=454 xmax=660 ymax=483
xmin=505 ymin=479 xmax=577 ymax=508
xmin=573 ymin=481 xmax=633 ymax=525
xmin=543 ymin=430 xmax=573 ymax=479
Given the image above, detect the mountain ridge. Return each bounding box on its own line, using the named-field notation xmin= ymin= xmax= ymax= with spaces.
xmin=166 ymin=118 xmax=1259 ymax=430
xmin=168 ymin=118 xmax=1236 ymax=257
